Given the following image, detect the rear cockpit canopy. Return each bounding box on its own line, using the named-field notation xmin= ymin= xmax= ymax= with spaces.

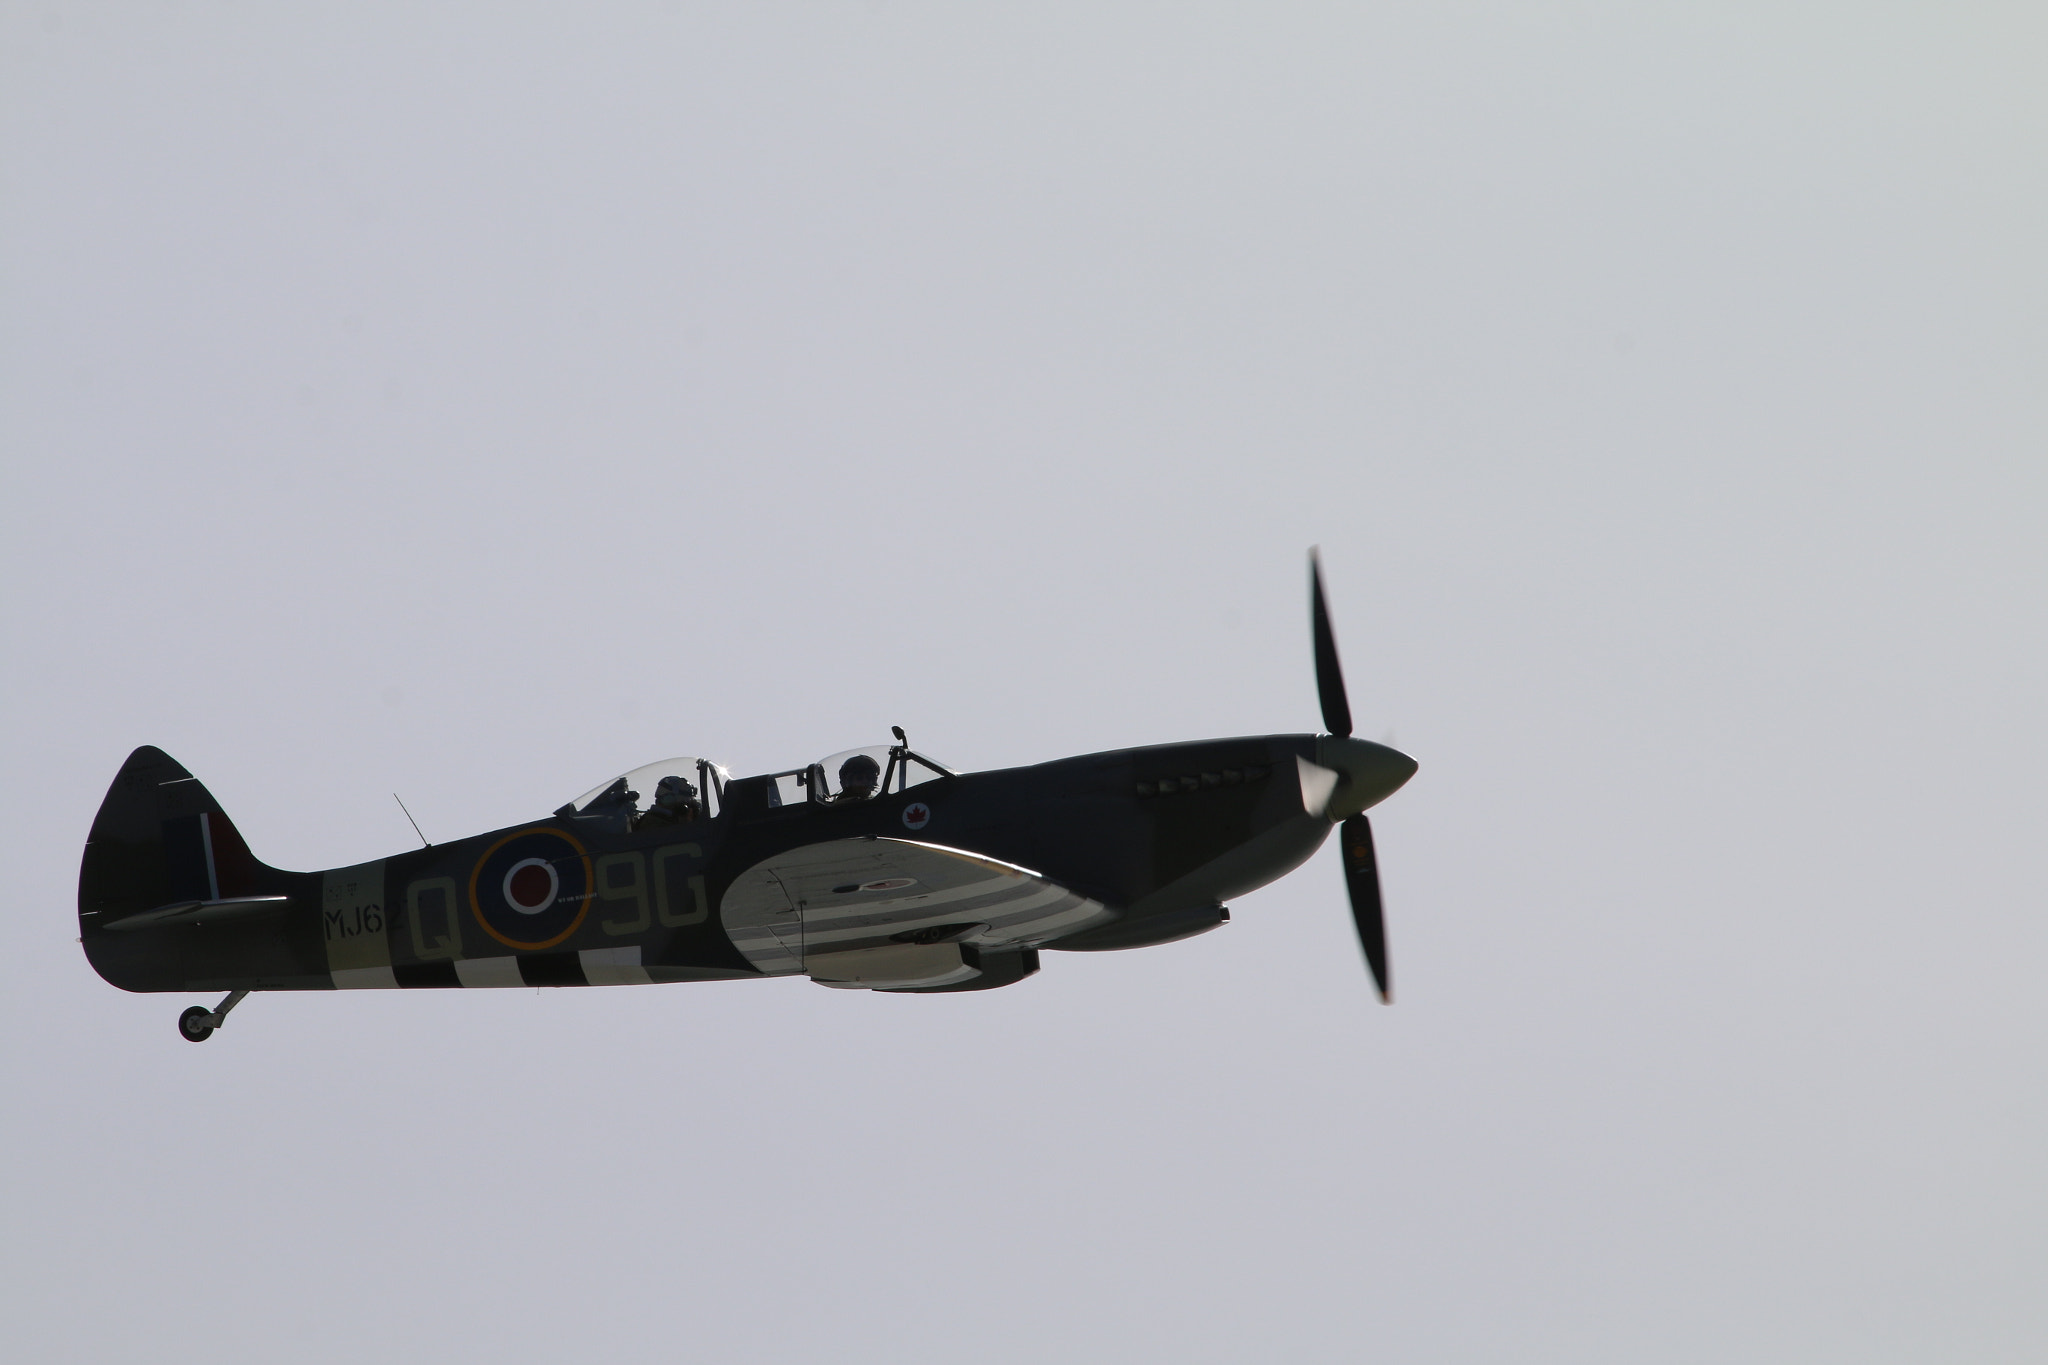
xmin=557 ymin=757 xmax=729 ymax=832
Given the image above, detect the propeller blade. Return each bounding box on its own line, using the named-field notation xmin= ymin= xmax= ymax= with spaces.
xmin=1339 ymin=815 xmax=1390 ymax=1002
xmin=1310 ymin=549 xmax=1353 ymax=738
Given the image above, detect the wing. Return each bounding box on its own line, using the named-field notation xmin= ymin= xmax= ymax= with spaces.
xmin=722 ymin=838 xmax=1113 ymax=984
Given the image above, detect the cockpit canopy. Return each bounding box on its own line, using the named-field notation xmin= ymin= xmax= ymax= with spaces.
xmin=556 ymin=740 xmax=954 ymax=826
xmin=765 ymin=744 xmax=955 ymax=808
xmin=557 ymin=756 xmax=729 ymax=832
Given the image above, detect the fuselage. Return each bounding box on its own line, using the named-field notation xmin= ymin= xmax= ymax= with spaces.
xmin=81 ymin=733 xmax=1383 ymax=995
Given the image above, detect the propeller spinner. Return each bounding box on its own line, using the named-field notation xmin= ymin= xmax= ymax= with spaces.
xmin=1308 ymin=550 xmax=1415 ymax=1002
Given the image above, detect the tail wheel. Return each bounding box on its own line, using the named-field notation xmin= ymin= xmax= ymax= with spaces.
xmin=178 ymin=1006 xmax=215 ymax=1043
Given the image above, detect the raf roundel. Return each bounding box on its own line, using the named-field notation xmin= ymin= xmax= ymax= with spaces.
xmin=470 ymin=828 xmax=593 ymax=950
xmin=901 ymin=801 xmax=931 ymax=831
xmin=502 ymin=857 xmax=559 ymax=914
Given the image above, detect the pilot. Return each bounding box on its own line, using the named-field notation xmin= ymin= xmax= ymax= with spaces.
xmin=833 ymin=753 xmax=881 ymax=804
xmin=637 ymin=774 xmax=702 ymax=828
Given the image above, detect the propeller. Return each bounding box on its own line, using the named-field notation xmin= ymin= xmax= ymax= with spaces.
xmin=1340 ymin=816 xmax=1390 ymax=1002
xmin=1309 ymin=549 xmax=1401 ymax=1002
xmin=1310 ymin=550 xmax=1352 ymax=738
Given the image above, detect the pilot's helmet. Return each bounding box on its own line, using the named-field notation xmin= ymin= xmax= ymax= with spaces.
xmin=655 ymin=774 xmax=698 ymax=804
xmin=838 ymin=754 xmax=881 ymax=795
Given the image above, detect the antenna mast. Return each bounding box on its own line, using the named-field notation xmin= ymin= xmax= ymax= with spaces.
xmin=393 ymin=794 xmax=432 ymax=848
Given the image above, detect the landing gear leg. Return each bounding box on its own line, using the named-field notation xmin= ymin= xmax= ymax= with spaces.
xmin=177 ymin=989 xmax=250 ymax=1043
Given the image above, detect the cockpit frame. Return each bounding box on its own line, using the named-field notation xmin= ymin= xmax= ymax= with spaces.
xmin=760 ymin=742 xmax=956 ymax=810
xmin=555 ymin=757 xmax=731 ymax=830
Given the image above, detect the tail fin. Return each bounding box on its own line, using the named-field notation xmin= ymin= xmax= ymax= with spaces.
xmin=79 ymin=747 xmax=292 ymax=991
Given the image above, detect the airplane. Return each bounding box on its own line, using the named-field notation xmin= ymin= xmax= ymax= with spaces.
xmin=78 ymin=554 xmax=1418 ymax=1041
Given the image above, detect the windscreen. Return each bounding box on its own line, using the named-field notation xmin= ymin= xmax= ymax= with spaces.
xmin=811 ymin=746 xmax=952 ymax=804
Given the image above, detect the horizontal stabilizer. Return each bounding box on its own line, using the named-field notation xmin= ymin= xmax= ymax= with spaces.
xmin=101 ymin=895 xmax=291 ymax=932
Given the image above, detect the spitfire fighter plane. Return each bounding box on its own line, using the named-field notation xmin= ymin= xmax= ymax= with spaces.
xmin=80 ymin=556 xmax=1417 ymax=1040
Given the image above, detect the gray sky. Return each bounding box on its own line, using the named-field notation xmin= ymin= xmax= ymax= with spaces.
xmin=3 ymin=4 xmax=2044 ymax=1361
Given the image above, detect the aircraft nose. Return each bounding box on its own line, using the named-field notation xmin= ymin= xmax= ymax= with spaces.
xmin=1314 ymin=736 xmax=1419 ymax=819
